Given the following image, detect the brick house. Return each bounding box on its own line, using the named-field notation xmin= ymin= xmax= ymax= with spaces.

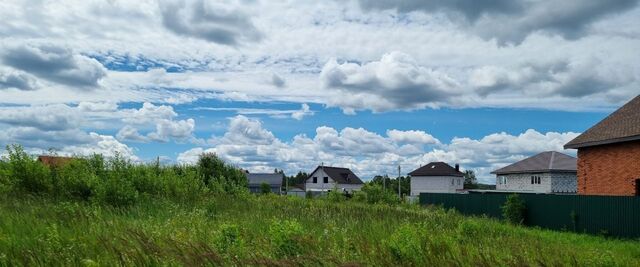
xmin=491 ymin=151 xmax=577 ymax=194
xmin=564 ymin=95 xmax=640 ymax=196
xmin=408 ymin=162 xmax=464 ymax=196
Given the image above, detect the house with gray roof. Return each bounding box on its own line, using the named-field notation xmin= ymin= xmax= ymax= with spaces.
xmin=305 ymin=166 xmax=364 ymax=193
xmin=247 ymin=173 xmax=284 ymax=194
xmin=408 ymin=162 xmax=464 ymax=195
xmin=491 ymin=151 xmax=577 ymax=194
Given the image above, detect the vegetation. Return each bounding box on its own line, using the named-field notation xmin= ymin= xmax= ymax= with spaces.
xmin=369 ymin=175 xmax=410 ymax=197
xmin=502 ymin=194 xmax=527 ymax=225
xmin=1 ymin=145 xmax=640 ymax=266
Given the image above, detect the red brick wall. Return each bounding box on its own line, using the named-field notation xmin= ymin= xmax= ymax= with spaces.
xmin=577 ymin=140 xmax=640 ymax=196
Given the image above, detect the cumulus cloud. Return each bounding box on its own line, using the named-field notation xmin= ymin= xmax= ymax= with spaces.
xmin=62 ymin=133 xmax=139 ymax=161
xmin=470 ymin=58 xmax=632 ymax=98
xmin=159 ymin=0 xmax=262 ymax=46
xmin=321 ymin=52 xmax=460 ymax=113
xmin=0 ymin=44 xmax=107 ymax=88
xmin=359 ymin=0 xmax=639 ymax=44
xmin=117 ymin=102 xmax=196 ymax=143
xmin=0 ymin=71 xmax=36 ymax=90
xmin=77 ymin=102 xmax=119 ymax=112
xmin=271 ymin=73 xmax=286 ymax=88
xmin=178 ymin=115 xmax=578 ymax=183
xmin=0 ymin=104 xmax=81 ymax=131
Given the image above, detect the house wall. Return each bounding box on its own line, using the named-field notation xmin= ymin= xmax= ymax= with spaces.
xmin=248 ymin=185 xmax=281 ymax=194
xmin=410 ymin=176 xmax=463 ymax=196
xmin=577 ymin=140 xmax=640 ymax=196
xmin=495 ymin=173 xmax=576 ymax=194
xmin=305 ymin=168 xmax=363 ymax=192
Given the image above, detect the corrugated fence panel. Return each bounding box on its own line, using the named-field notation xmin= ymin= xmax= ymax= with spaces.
xmin=419 ymin=192 xmax=640 ymax=239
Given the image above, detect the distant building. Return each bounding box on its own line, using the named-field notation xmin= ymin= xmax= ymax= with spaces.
xmin=491 ymin=151 xmax=577 ymax=194
xmin=37 ymin=155 xmax=74 ymax=167
xmin=305 ymin=166 xmax=364 ymax=193
xmin=246 ymin=173 xmax=284 ymax=194
xmin=286 ymin=184 xmax=306 ymax=197
xmin=565 ymin=95 xmax=640 ymax=196
xmin=408 ymin=162 xmax=464 ymax=196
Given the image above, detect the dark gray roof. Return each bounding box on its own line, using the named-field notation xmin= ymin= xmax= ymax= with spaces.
xmin=247 ymin=173 xmax=283 ymax=186
xmin=408 ymin=162 xmax=464 ymax=177
xmin=308 ymin=166 xmax=364 ymax=184
xmin=565 ymin=95 xmax=640 ymax=149
xmin=491 ymin=151 xmax=577 ymax=175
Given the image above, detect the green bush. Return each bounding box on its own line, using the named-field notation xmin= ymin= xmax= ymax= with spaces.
xmin=260 ymin=182 xmax=271 ymax=194
xmin=55 ymin=159 xmax=98 ymax=201
xmin=358 ymin=183 xmax=400 ymax=205
xmin=215 ymin=223 xmax=243 ymax=253
xmin=502 ymin=194 xmax=526 ymax=225
xmin=268 ymin=219 xmax=306 ymax=258
xmin=6 ymin=145 xmax=52 ymax=195
xmin=386 ymin=224 xmax=424 ymax=265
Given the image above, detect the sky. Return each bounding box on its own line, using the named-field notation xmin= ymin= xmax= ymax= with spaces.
xmin=0 ymin=0 xmax=639 ymax=183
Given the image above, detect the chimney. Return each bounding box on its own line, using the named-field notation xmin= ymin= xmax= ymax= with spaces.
xmin=455 ymin=164 xmax=460 ymax=172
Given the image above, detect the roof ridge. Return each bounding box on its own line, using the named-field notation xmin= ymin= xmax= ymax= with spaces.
xmin=548 ymin=151 xmax=556 ymax=169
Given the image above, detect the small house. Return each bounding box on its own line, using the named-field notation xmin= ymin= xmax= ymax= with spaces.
xmin=286 ymin=184 xmax=306 ymax=197
xmin=564 ymin=95 xmax=640 ymax=196
xmin=37 ymin=155 xmax=73 ymax=167
xmin=305 ymin=166 xmax=363 ymax=193
xmin=491 ymin=151 xmax=577 ymax=194
xmin=247 ymin=173 xmax=284 ymax=194
xmin=408 ymin=162 xmax=464 ymax=196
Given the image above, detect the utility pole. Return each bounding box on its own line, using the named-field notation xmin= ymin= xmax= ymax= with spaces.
xmin=383 ymin=173 xmax=386 ymax=191
xmin=398 ymin=165 xmax=401 ymax=200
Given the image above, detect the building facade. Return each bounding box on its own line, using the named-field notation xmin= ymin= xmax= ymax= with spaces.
xmin=565 ymin=95 xmax=640 ymax=196
xmin=247 ymin=173 xmax=283 ymax=194
xmin=409 ymin=162 xmax=464 ymax=196
xmin=492 ymin=151 xmax=577 ymax=194
xmin=305 ymin=166 xmax=363 ymax=193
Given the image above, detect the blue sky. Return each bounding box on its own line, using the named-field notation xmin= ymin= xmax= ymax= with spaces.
xmin=0 ymin=0 xmax=638 ymax=183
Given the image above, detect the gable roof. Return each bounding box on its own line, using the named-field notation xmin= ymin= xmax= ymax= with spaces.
xmin=491 ymin=151 xmax=577 ymax=175
xmin=308 ymin=166 xmax=364 ymax=184
xmin=565 ymin=95 xmax=640 ymax=149
xmin=246 ymin=173 xmax=283 ymax=186
xmin=37 ymin=155 xmax=74 ymax=167
xmin=408 ymin=162 xmax=463 ymax=177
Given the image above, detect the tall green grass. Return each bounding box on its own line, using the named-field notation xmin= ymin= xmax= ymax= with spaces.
xmin=1 ymin=145 xmax=639 ymax=266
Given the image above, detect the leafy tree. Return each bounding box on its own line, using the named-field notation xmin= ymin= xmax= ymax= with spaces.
xmin=464 ymin=170 xmax=478 ymax=189
xmin=260 ymin=182 xmax=271 ymax=194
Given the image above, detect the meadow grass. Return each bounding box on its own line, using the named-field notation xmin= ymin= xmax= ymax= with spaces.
xmin=1 ymin=194 xmax=639 ymax=266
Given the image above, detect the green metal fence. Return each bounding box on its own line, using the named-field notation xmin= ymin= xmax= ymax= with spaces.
xmin=419 ymin=192 xmax=640 ymax=238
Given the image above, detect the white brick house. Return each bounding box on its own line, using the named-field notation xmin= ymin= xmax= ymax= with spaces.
xmin=492 ymin=151 xmax=577 ymax=194
xmin=409 ymin=162 xmax=464 ymax=196
xmin=305 ymin=166 xmax=363 ymax=193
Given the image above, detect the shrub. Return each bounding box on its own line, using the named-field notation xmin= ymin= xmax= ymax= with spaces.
xmin=55 ymin=159 xmax=98 ymax=201
xmin=6 ymin=145 xmax=52 ymax=195
xmin=268 ymin=219 xmax=306 ymax=258
xmin=502 ymin=194 xmax=526 ymax=225
xmin=386 ymin=224 xmax=424 ymax=265
xmin=215 ymin=223 xmax=243 ymax=253
xmin=326 ymin=188 xmax=346 ymax=202
xmin=197 ymin=153 xmax=248 ymax=194
xmin=260 ymin=182 xmax=271 ymax=194
xmin=358 ymin=183 xmax=400 ymax=205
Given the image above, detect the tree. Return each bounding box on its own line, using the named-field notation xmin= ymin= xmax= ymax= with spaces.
xmin=260 ymin=182 xmax=271 ymax=194
xmin=502 ymin=194 xmax=526 ymax=225
xmin=463 ymin=170 xmax=477 ymax=189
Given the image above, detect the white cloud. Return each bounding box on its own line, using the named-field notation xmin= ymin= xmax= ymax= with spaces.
xmin=178 ymin=115 xmax=578 ymax=183
xmin=62 ymin=132 xmax=139 ymax=161
xmin=148 ymin=118 xmax=195 ymax=142
xmin=321 ymin=52 xmax=460 ymax=113
xmin=0 ymin=104 xmax=81 ymax=131
xmin=122 ymin=102 xmax=177 ymax=125
xmin=0 ymin=44 xmax=107 ymax=89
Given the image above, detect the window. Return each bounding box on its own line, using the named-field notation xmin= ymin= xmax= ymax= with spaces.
xmin=313 ymin=177 xmax=317 ymax=183
xmin=636 ymin=179 xmax=640 ymax=196
xmin=451 ymin=178 xmax=454 ymax=185
xmin=457 ymin=179 xmax=461 ymax=186
xmin=323 ymin=177 xmax=329 ymax=183
xmin=531 ymin=176 xmax=541 ymax=184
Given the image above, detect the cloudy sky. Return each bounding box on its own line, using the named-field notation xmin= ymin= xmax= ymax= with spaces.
xmin=1 ymin=0 xmax=639 ymax=183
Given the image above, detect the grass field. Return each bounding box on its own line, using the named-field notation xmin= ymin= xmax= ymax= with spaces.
xmin=1 ymin=194 xmax=640 ymax=266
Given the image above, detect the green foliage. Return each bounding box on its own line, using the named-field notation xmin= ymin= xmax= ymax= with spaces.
xmin=5 ymin=144 xmax=52 ymax=195
xmin=463 ymin=170 xmax=478 ymax=189
xmin=197 ymin=153 xmax=247 ymax=193
xmin=260 ymin=182 xmax=271 ymax=194
xmin=386 ymin=224 xmax=424 ymax=265
xmin=502 ymin=194 xmax=526 ymax=225
xmin=370 ymin=175 xmax=410 ymax=197
xmin=55 ymin=159 xmax=98 ymax=201
xmin=357 ymin=183 xmax=400 ymax=205
xmin=326 ymin=188 xmax=346 ymax=202
xmin=268 ymin=219 xmax=307 ymax=258
xmin=215 ymin=223 xmax=243 ymax=253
